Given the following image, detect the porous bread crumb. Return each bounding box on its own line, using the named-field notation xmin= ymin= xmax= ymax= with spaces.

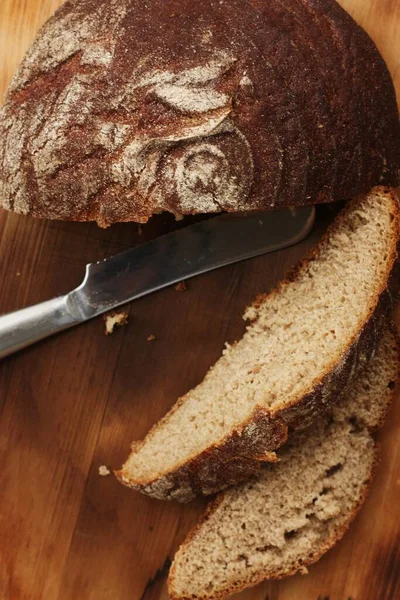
xmin=119 ymin=190 xmax=400 ymax=491
xmin=147 ymin=334 xmax=156 ymax=342
xmin=169 ymin=328 xmax=399 ymax=599
xmin=99 ymin=465 xmax=111 ymax=476
xmin=103 ymin=311 xmax=128 ymax=335
xmin=175 ymin=281 xmax=187 ymax=292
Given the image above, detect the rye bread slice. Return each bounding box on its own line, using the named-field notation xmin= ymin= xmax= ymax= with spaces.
xmin=168 ymin=326 xmax=399 ymax=600
xmin=117 ymin=187 xmax=400 ymax=502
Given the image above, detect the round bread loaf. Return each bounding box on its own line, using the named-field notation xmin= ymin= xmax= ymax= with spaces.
xmin=0 ymin=0 xmax=399 ymax=226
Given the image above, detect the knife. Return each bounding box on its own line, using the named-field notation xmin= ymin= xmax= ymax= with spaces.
xmin=0 ymin=206 xmax=315 ymax=359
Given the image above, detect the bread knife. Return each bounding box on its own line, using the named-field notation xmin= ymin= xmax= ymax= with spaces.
xmin=0 ymin=207 xmax=315 ymax=359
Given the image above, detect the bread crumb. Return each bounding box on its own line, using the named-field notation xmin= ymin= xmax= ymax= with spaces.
xmin=298 ymin=566 xmax=309 ymax=575
xmin=16 ymin=272 xmax=21 ymax=277
xmin=99 ymin=465 xmax=111 ymax=476
xmin=175 ymin=281 xmax=188 ymax=292
xmin=103 ymin=311 xmax=128 ymax=335
xmin=147 ymin=334 xmax=156 ymax=342
xmin=137 ymin=224 xmax=143 ymax=235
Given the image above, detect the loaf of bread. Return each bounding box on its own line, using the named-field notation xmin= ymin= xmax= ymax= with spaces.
xmin=0 ymin=0 xmax=399 ymax=226
xmin=117 ymin=187 xmax=400 ymax=501
xmin=168 ymin=327 xmax=399 ymax=599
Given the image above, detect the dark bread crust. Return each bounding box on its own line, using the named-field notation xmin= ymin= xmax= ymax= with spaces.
xmin=167 ymin=327 xmax=400 ymax=599
xmin=195 ymin=0 xmax=310 ymax=210
xmin=116 ymin=188 xmax=400 ymax=502
xmin=303 ymin=0 xmax=400 ymax=195
xmin=293 ymin=0 xmax=363 ymax=197
xmin=0 ymin=0 xmax=296 ymax=225
xmin=117 ymin=407 xmax=288 ymax=501
xmin=298 ymin=0 xmax=364 ymax=197
xmin=0 ymin=0 xmax=399 ymax=226
xmin=248 ymin=0 xmax=337 ymax=204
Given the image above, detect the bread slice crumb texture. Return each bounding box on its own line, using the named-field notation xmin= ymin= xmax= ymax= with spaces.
xmin=120 ymin=188 xmax=399 ymax=488
xmin=168 ymin=327 xmax=399 ymax=600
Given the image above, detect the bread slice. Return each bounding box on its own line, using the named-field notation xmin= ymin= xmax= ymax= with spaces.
xmin=117 ymin=187 xmax=400 ymax=501
xmin=168 ymin=327 xmax=399 ymax=600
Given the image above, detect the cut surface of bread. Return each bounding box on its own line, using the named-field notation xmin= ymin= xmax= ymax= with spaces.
xmin=117 ymin=188 xmax=400 ymax=501
xmin=168 ymin=327 xmax=399 ymax=600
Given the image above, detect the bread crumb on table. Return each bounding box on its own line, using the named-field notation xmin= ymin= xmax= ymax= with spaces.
xmin=175 ymin=281 xmax=187 ymax=292
xmin=147 ymin=334 xmax=156 ymax=342
xmin=98 ymin=465 xmax=111 ymax=476
xmin=103 ymin=311 xmax=128 ymax=335
xmin=298 ymin=566 xmax=309 ymax=575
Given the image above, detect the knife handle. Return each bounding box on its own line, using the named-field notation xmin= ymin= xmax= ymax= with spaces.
xmin=0 ymin=295 xmax=79 ymax=360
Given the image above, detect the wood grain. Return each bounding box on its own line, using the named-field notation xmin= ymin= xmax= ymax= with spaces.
xmin=0 ymin=2 xmax=399 ymax=600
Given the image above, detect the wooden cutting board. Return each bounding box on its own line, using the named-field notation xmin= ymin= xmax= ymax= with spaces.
xmin=0 ymin=2 xmax=399 ymax=599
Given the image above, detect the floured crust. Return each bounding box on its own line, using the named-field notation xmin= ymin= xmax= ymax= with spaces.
xmin=116 ymin=188 xmax=400 ymax=502
xmin=0 ymin=0 xmax=399 ymax=226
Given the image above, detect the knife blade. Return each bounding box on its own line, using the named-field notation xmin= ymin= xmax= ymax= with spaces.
xmin=0 ymin=206 xmax=315 ymax=359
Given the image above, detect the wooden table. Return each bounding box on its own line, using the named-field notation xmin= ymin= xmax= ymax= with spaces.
xmin=0 ymin=2 xmax=399 ymax=599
